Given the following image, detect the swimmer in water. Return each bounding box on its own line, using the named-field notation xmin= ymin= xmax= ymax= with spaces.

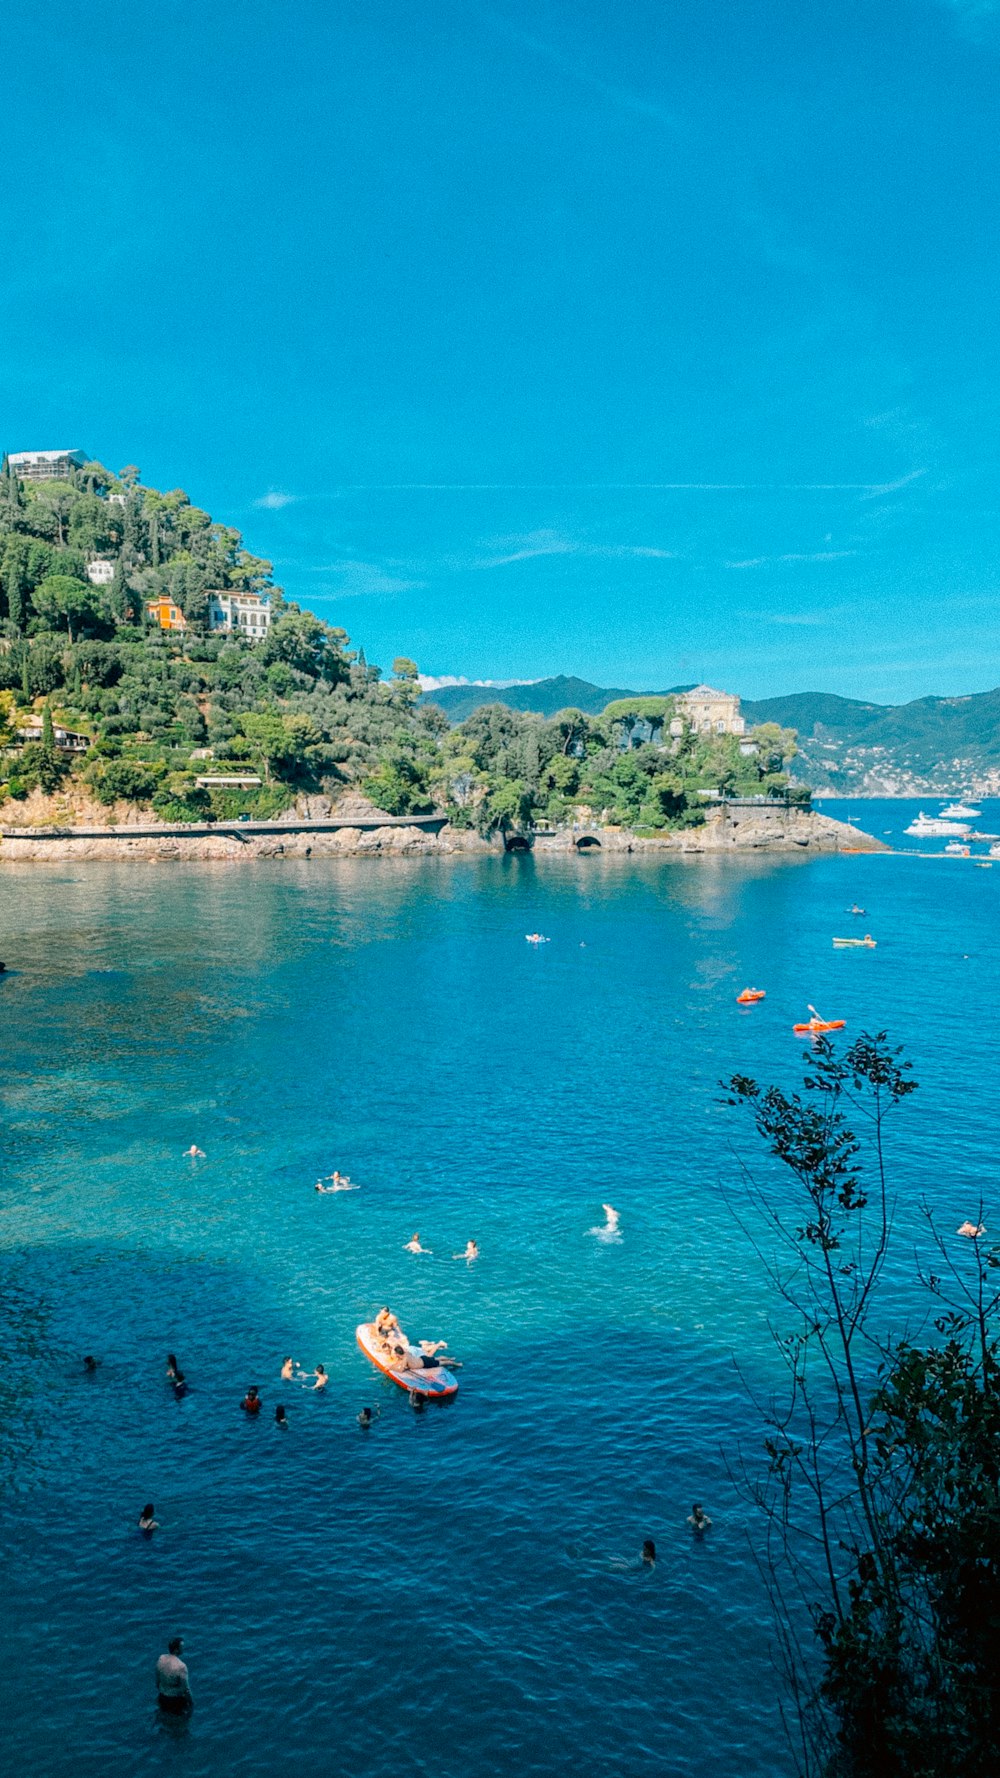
xmin=357 ymin=1406 xmax=374 ymax=1428
xmin=83 ymin=1355 xmax=99 ymax=1373
xmin=166 ymin=1354 xmax=179 ymax=1379
xmin=309 ymin=1365 xmax=328 ymax=1391
xmin=241 ymin=1387 xmax=262 ymax=1414
xmin=687 ymin=1503 xmax=711 ymax=1535
xmin=588 ymin=1204 xmax=621 ymax=1242
xmin=138 ymin=1503 xmax=159 ymax=1534
xmin=280 ymin=1356 xmax=296 ymax=1380
xmin=183 ymin=1145 xmax=205 ymax=1159
xmin=404 ymin=1233 xmax=431 ymax=1254
xmin=641 ymin=1539 xmax=656 ymax=1565
xmin=274 ymin=1405 xmax=288 ymax=1428
xmin=453 ymin=1240 xmax=479 ymax=1261
xmin=171 ymin=1370 xmax=188 ymax=1398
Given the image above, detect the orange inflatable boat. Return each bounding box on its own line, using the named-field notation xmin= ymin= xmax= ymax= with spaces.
xmin=736 ymin=988 xmax=766 ymax=1004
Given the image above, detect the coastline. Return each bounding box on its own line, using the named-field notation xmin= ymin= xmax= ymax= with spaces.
xmin=0 ymin=805 xmax=884 ymax=862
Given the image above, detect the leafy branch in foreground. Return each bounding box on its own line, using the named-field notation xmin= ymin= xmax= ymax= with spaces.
xmin=726 ymin=1034 xmax=1000 ymax=1778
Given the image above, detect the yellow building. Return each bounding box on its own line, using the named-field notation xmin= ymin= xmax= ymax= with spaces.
xmin=671 ymin=685 xmax=745 ymax=737
xmin=147 ymin=596 xmax=188 ymax=633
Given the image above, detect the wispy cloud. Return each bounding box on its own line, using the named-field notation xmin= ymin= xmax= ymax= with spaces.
xmin=469 ymin=531 xmax=679 ymax=570
xmin=859 ymin=469 xmax=926 ymax=500
xmin=254 ymin=490 xmax=300 ymax=510
xmin=310 ymin=560 xmax=423 ymax=597
xmin=329 ymin=479 xmax=922 ymax=494
xmin=725 ymin=551 xmax=857 ymax=569
xmin=482 ymin=8 xmax=682 ymax=131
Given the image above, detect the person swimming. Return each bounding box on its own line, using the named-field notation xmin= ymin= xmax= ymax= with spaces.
xmin=687 ymin=1503 xmax=711 ymax=1535
xmin=138 ymin=1503 xmax=159 ymax=1534
xmin=357 ymin=1406 xmax=374 ymax=1428
xmin=183 ymin=1145 xmax=205 ymax=1159
xmin=166 ymin=1353 xmax=179 ymax=1379
xmin=83 ymin=1355 xmax=99 ymax=1373
xmin=274 ymin=1405 xmax=288 ymax=1428
xmin=404 ymin=1233 xmax=431 ymax=1254
xmin=309 ymin=1365 xmax=328 ymax=1391
xmin=453 ymin=1239 xmax=479 ymax=1261
xmin=241 ymin=1386 xmax=262 ymax=1414
xmin=171 ymin=1370 xmax=188 ymax=1398
xmin=280 ymin=1356 xmax=296 ymax=1380
xmin=641 ymin=1539 xmax=656 ymax=1564
xmin=588 ymin=1204 xmax=621 ymax=1242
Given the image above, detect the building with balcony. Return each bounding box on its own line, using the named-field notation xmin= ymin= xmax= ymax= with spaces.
xmin=207 ymin=590 xmax=272 ymax=641
xmin=16 ymin=717 xmax=91 ymax=753
xmin=87 ymin=559 xmax=115 ymax=586
xmin=8 ymin=449 xmax=87 ymax=482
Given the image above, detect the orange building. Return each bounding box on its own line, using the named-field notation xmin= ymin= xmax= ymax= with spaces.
xmin=146 ymin=596 xmax=188 ymax=633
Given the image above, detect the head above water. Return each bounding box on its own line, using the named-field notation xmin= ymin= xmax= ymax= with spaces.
xmin=168 ymin=1637 xmax=183 ymax=1656
xmin=84 ymin=1355 xmax=98 ymax=1370
xmin=642 ymin=1539 xmax=656 ymax=1562
xmin=167 ymin=1354 xmax=177 ymax=1369
xmin=141 ymin=1503 xmax=155 ymax=1519
xmin=275 ymin=1405 xmax=286 ymax=1422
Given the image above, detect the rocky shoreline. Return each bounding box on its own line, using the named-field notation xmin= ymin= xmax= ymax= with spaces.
xmin=0 ymin=804 xmax=884 ymax=862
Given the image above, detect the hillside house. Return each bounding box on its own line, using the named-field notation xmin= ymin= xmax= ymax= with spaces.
xmin=146 ymin=596 xmax=188 ymax=633
xmin=16 ymin=717 xmax=91 ymax=753
xmin=8 ymin=449 xmax=87 ymax=482
xmin=671 ymin=685 xmax=746 ymax=737
xmin=87 ymin=559 xmax=115 ymax=585
xmin=207 ymin=591 xmax=272 ymax=641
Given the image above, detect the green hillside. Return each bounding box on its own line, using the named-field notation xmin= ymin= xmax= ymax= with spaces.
xmin=744 ymin=688 xmax=1000 ymax=790
xmin=0 ymin=454 xmax=795 ymax=831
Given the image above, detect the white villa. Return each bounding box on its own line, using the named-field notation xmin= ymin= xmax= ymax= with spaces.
xmin=86 ymin=559 xmax=115 ymax=585
xmin=8 ymin=449 xmax=87 ymax=482
xmin=207 ymin=590 xmax=272 ymax=641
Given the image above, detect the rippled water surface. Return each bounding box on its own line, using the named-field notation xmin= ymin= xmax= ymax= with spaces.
xmin=2 ymin=800 xmax=997 ymax=1778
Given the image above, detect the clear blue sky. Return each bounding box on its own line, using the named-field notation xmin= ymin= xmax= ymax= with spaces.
xmin=2 ymin=1 xmax=998 ymax=702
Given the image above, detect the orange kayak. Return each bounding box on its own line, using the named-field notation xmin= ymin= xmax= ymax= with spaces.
xmin=736 ymin=988 xmax=766 ymax=1004
xmin=794 ymin=1018 xmax=845 ymax=1036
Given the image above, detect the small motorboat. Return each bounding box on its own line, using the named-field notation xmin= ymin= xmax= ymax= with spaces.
xmin=356 ymin=1321 xmax=458 ymax=1399
xmin=976 ymin=861 xmax=993 ymax=869
xmin=833 ymin=935 xmax=876 ymax=948
xmin=794 ymin=1005 xmax=846 ymax=1036
xmin=944 ymin=842 xmax=970 ymax=857
xmin=736 ymin=987 xmax=766 ymax=1004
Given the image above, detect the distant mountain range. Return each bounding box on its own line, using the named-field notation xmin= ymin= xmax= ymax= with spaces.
xmin=423 ymin=677 xmax=1000 ymax=794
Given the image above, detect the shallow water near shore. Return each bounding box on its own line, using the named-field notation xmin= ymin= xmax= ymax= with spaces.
xmin=1 ymin=799 xmax=997 ymax=1778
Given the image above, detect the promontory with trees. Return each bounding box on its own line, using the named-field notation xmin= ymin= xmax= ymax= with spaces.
xmin=0 ymin=451 xmax=813 ymax=843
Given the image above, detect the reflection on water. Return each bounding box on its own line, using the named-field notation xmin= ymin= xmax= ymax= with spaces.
xmin=1 ymin=841 xmax=997 ymax=1776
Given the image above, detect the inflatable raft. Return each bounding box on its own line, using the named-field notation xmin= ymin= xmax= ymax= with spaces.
xmin=356 ymin=1322 xmax=458 ymax=1399
xmin=736 ymin=988 xmax=766 ymax=1004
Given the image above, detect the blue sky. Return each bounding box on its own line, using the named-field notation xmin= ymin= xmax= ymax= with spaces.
xmin=2 ymin=0 xmax=999 ymax=702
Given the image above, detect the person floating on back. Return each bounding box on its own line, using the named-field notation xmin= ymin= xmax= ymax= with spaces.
xmin=687 ymin=1503 xmax=711 ymax=1536
xmin=156 ymin=1637 xmax=193 ymax=1714
xmin=241 ymin=1386 xmax=262 ymax=1414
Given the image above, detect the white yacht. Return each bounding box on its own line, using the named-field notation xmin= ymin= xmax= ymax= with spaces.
xmin=905 ymin=811 xmax=972 ymax=837
xmin=940 ymin=801 xmax=981 ymax=820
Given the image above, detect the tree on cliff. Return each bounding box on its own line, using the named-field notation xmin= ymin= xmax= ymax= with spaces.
xmin=727 ymin=1038 xmax=1000 ymax=1777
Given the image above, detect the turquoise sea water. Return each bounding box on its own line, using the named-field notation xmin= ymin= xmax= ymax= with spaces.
xmin=2 ymin=798 xmax=998 ymax=1778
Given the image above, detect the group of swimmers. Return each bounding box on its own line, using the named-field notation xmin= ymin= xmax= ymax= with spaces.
xmin=403 ymin=1233 xmax=479 ymax=1260
xmin=315 ymin=1170 xmax=358 ymax=1193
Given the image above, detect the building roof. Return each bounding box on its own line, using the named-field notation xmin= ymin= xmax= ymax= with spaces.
xmin=677 ymin=684 xmax=738 ymax=702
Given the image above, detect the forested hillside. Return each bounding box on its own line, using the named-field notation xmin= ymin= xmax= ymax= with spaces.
xmin=0 ymin=453 xmax=797 ymax=831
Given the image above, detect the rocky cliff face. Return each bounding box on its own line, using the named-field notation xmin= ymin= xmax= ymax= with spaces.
xmin=0 ymin=806 xmax=880 ymax=862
